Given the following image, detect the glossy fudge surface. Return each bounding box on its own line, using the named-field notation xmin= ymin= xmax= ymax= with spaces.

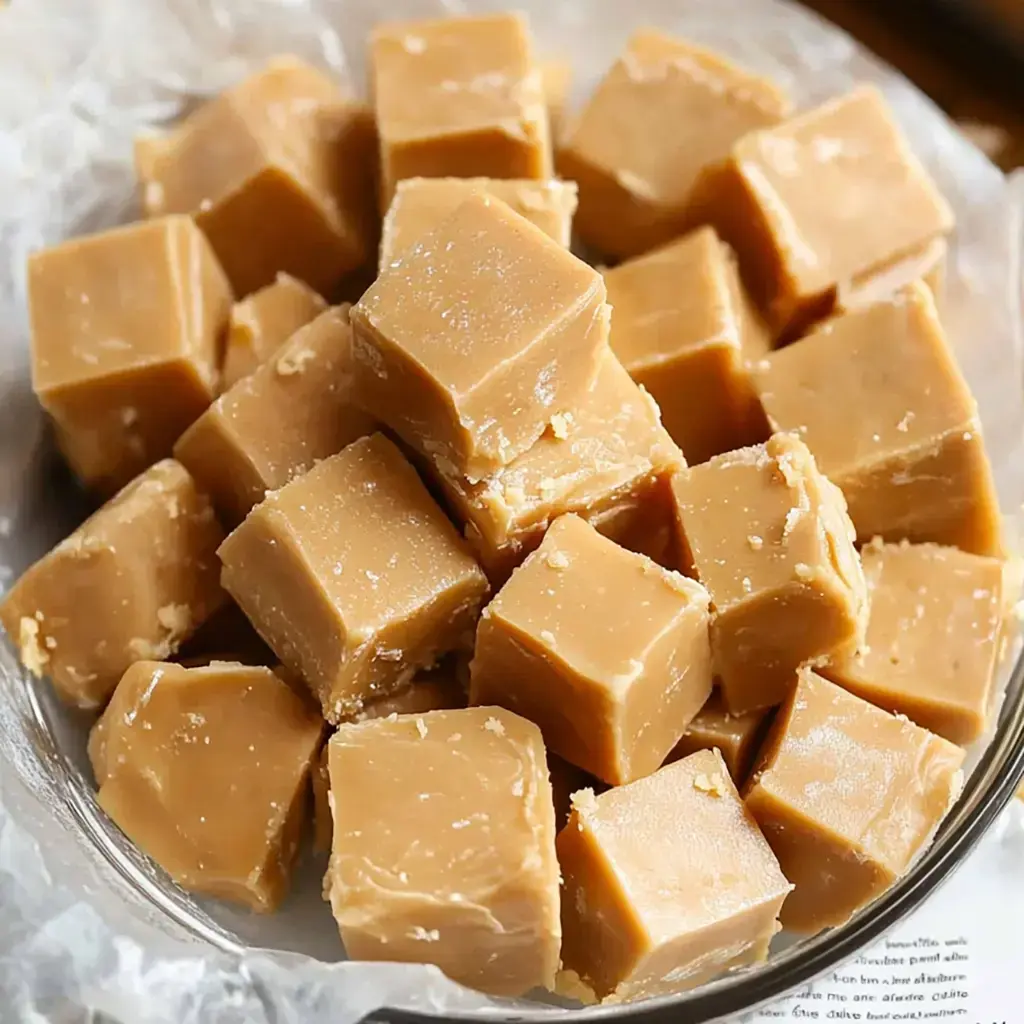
xmin=351 ymin=194 xmax=607 ymax=481
xmin=29 ymin=216 xmax=231 ymax=494
xmin=219 ymin=433 xmax=488 ymax=722
xmin=90 ymin=661 xmax=323 ymax=911
xmin=745 ymin=670 xmax=964 ymax=934
xmin=755 ymin=283 xmax=1003 ymax=555
xmin=471 ymin=514 xmax=713 ymax=785
xmin=558 ymin=749 xmax=791 ymax=1002
xmin=326 ymin=707 xmax=561 ymax=995
xmin=671 ymin=434 xmax=867 ymax=714
xmin=0 ymin=460 xmax=225 ymax=708
xmin=372 ymin=13 xmax=550 ymax=205
xmin=824 ymin=540 xmax=1003 ymax=744
xmin=559 ymin=28 xmax=789 ymax=259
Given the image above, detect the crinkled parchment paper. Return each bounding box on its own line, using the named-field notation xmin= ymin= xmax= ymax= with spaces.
xmin=1 ymin=1 xmax=1022 ymax=1021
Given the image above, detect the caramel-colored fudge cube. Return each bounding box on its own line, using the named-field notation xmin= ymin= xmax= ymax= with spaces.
xmin=667 ymin=691 xmax=768 ymax=786
xmin=379 ymin=176 xmax=577 ymax=269
xmin=557 ymin=29 xmax=789 ymax=260
xmin=471 ymin=514 xmax=712 ymax=785
xmin=220 ymin=273 xmax=326 ymax=391
xmin=559 ymin=749 xmax=791 ymax=1002
xmin=754 ymin=283 xmax=1002 ymax=555
xmin=90 ymin=661 xmax=322 ymax=911
xmin=219 ymin=433 xmax=489 ymax=723
xmin=0 ymin=460 xmax=225 ymax=709
xmin=351 ymin=194 xmax=608 ymax=480
xmin=437 ymin=354 xmax=684 ymax=582
xmin=311 ymin=666 xmax=467 ymax=853
xmin=672 ymin=434 xmax=867 ymax=714
xmin=371 ymin=13 xmax=551 ymax=207
xmin=175 ymin=307 xmax=377 ymax=527
xmin=604 ymin=227 xmax=770 ymax=464
xmin=702 ymin=85 xmax=953 ymax=335
xmin=823 ymin=540 xmax=1003 ymax=744
xmin=28 ymin=216 xmax=231 ymax=494
xmin=326 ymin=707 xmax=561 ymax=995
xmin=136 ymin=57 xmax=376 ymax=296
xmin=745 ymin=670 xmax=964 ymax=933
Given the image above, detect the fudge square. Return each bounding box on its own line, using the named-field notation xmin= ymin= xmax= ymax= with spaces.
xmin=558 ymin=749 xmax=792 ymax=1002
xmin=604 ymin=226 xmax=770 ymax=465
xmin=136 ymin=57 xmax=377 ymax=296
xmin=671 ymin=433 xmax=867 ymax=715
xmin=90 ymin=661 xmax=323 ymax=911
xmin=220 ymin=272 xmax=326 ymax=391
xmin=823 ymin=540 xmax=1003 ymax=745
xmin=754 ymin=282 xmax=1003 ymax=556
xmin=175 ymin=307 xmax=378 ymax=527
xmin=698 ymin=85 xmax=953 ymax=335
xmin=436 ymin=353 xmax=685 ymax=583
xmin=557 ymin=28 xmax=789 ymax=260
xmin=470 ymin=514 xmax=713 ymax=785
xmin=0 ymin=460 xmax=226 ymax=709
xmin=326 ymin=707 xmax=561 ymax=996
xmin=745 ymin=670 xmax=964 ymax=934
xmin=379 ymin=176 xmax=577 ymax=268
xmin=28 ymin=216 xmax=231 ymax=495
xmin=371 ymin=13 xmax=551 ymax=207
xmin=351 ymin=194 xmax=608 ymax=481
xmin=218 ymin=433 xmax=489 ymax=723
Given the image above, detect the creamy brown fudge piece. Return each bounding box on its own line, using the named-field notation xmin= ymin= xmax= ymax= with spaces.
xmin=672 ymin=434 xmax=867 ymax=714
xmin=668 ymin=690 xmax=768 ymax=786
xmin=28 ymin=216 xmax=231 ymax=494
xmin=136 ymin=57 xmax=376 ymax=296
xmin=351 ymin=194 xmax=608 ymax=480
xmin=604 ymin=227 xmax=770 ymax=465
xmin=745 ymin=670 xmax=964 ymax=933
xmin=559 ymin=749 xmax=791 ymax=1002
xmin=540 ymin=59 xmax=573 ymax=141
xmin=90 ymin=661 xmax=322 ymax=911
xmin=471 ymin=514 xmax=712 ymax=785
xmin=837 ymin=237 xmax=947 ymax=314
xmin=379 ymin=176 xmax=577 ymax=269
xmin=823 ymin=540 xmax=1003 ymax=744
xmin=0 ymin=460 xmax=225 ymax=709
xmin=435 ymin=354 xmax=684 ymax=582
xmin=219 ymin=433 xmax=489 ymax=723
xmin=754 ymin=284 xmax=1003 ymax=555
xmin=220 ymin=273 xmax=326 ymax=391
xmin=557 ymin=29 xmax=789 ymax=259
xmin=371 ymin=13 xmax=550 ymax=207
xmin=326 ymin=706 xmax=561 ymax=995
xmin=312 ymin=666 xmax=469 ymax=853
xmin=698 ymin=85 xmax=954 ymax=335
xmin=174 ymin=307 xmax=377 ymax=527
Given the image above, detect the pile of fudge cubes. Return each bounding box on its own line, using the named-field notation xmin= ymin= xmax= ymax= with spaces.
xmin=1 ymin=10 xmax=1009 ymax=1006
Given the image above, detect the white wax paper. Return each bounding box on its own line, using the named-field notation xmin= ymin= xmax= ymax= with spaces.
xmin=1 ymin=1 xmax=1023 ymax=1022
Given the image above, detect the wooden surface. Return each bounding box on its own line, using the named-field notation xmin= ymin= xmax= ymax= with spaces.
xmin=798 ymin=0 xmax=1024 ymax=170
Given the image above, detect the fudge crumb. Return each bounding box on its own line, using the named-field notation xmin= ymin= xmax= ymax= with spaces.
xmin=794 ymin=562 xmax=813 ymax=581
xmin=539 ymin=629 xmax=557 ymax=647
xmin=747 ymin=534 xmax=764 ymax=551
xmin=407 ymin=926 xmax=440 ymax=942
xmin=549 ymin=411 xmax=574 ymax=440
xmin=693 ymin=773 xmax=724 ymax=797
xmin=896 ymin=411 xmax=915 ymax=433
xmin=484 ymin=716 xmax=505 ymax=736
xmin=570 ymin=787 xmax=598 ymax=816
xmin=276 ymin=347 xmax=315 ymax=376
xmin=415 ymin=717 xmax=428 ymax=739
xmin=741 ymin=576 xmax=753 ymax=594
xmin=156 ymin=603 xmax=191 ymax=636
xmin=18 ymin=617 xmax=48 ymax=677
xmin=545 ymin=550 xmax=570 ymax=570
